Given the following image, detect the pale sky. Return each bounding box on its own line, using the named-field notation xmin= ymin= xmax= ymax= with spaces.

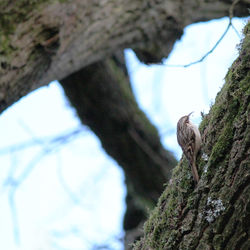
xmin=0 ymin=17 xmax=247 ymax=250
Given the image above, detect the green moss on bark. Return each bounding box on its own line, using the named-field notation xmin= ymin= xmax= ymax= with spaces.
xmin=0 ymin=0 xmax=49 ymax=34
xmin=0 ymin=0 xmax=63 ymax=57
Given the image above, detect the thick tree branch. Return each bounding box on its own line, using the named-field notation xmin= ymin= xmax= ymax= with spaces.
xmin=0 ymin=0 xmax=249 ymax=113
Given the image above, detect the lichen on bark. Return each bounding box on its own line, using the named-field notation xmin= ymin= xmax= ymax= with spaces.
xmin=133 ymin=21 xmax=250 ymax=250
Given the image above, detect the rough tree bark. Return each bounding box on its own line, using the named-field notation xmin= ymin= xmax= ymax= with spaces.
xmin=0 ymin=0 xmax=248 ymax=113
xmin=133 ymin=22 xmax=250 ymax=250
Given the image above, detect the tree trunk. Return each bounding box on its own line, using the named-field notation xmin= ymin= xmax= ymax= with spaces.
xmin=61 ymin=53 xmax=177 ymax=205
xmin=60 ymin=53 xmax=177 ymax=247
xmin=133 ymin=22 xmax=250 ymax=250
xmin=0 ymin=0 xmax=248 ymax=113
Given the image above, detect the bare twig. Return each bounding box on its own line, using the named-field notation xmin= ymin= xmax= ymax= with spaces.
xmin=229 ymin=0 xmax=240 ymax=19
xmin=231 ymin=22 xmax=242 ymax=38
xmin=162 ymin=21 xmax=232 ymax=68
xmin=9 ymin=189 xmax=20 ymax=245
xmin=1 ymin=126 xmax=87 ymax=245
xmin=0 ymin=127 xmax=86 ymax=155
xmin=159 ymin=0 xmax=241 ymax=68
xmin=56 ymin=154 xmax=82 ymax=205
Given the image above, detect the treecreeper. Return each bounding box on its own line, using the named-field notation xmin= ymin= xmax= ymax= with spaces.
xmin=177 ymin=112 xmax=202 ymax=184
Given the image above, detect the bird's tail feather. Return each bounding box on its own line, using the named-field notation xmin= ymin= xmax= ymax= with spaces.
xmin=192 ymin=161 xmax=199 ymax=184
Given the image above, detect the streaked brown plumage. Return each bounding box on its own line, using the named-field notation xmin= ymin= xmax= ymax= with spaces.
xmin=177 ymin=112 xmax=201 ymax=184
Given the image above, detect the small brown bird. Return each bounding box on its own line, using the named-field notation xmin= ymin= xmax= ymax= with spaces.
xmin=177 ymin=112 xmax=202 ymax=184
